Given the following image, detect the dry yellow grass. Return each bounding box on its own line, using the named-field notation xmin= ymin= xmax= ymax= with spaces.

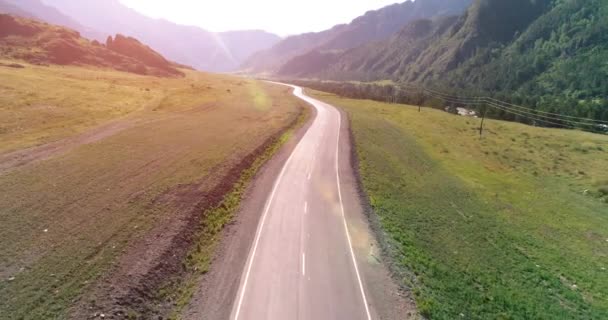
xmin=0 ymin=60 xmax=269 ymax=153
xmin=0 ymin=62 xmax=305 ymax=319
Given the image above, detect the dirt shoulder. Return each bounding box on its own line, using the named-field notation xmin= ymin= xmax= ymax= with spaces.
xmin=181 ymin=103 xmax=315 ymax=320
xmin=65 ymin=107 xmax=307 ymax=320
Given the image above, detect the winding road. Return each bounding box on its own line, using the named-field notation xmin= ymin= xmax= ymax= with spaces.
xmin=230 ymin=85 xmax=374 ymax=320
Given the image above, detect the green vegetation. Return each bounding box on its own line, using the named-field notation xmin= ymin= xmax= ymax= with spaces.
xmin=282 ymin=0 xmax=608 ymax=122
xmin=441 ymin=0 xmax=608 ymax=120
xmin=0 ymin=62 xmax=304 ymax=319
xmin=311 ymin=90 xmax=608 ymax=319
xmin=291 ymin=79 xmax=608 ymax=134
xmin=244 ymin=0 xmax=472 ymax=74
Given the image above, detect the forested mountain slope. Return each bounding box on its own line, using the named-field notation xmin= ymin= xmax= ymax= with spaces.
xmin=242 ymin=0 xmax=472 ymax=73
xmin=281 ymin=0 xmax=608 ymax=121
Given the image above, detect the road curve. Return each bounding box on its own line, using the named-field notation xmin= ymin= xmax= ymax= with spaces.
xmin=230 ymin=85 xmax=374 ymax=320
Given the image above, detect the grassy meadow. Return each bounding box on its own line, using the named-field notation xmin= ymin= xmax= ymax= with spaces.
xmin=0 ymin=59 xmax=263 ymax=153
xmin=0 ymin=61 xmax=305 ymax=319
xmin=310 ymin=90 xmax=608 ymax=319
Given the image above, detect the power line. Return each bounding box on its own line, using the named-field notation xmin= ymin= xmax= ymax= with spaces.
xmin=422 ymin=91 xmax=573 ymax=127
xmin=484 ymin=100 xmax=597 ymax=128
xmin=425 ymin=91 xmax=583 ymax=128
xmin=394 ymin=84 xmax=607 ymax=128
xmin=484 ymin=97 xmax=608 ymax=124
xmin=484 ymin=101 xmax=575 ymax=129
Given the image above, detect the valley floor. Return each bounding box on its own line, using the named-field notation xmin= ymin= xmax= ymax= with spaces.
xmin=182 ymin=85 xmax=416 ymax=320
xmin=310 ymin=90 xmax=608 ymax=319
xmin=0 ymin=62 xmax=305 ymax=319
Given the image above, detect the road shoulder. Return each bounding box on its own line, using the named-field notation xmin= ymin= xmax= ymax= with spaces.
xmin=181 ymin=101 xmax=316 ymax=320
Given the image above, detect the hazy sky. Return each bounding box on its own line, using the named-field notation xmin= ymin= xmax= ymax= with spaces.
xmin=120 ymin=0 xmax=400 ymax=36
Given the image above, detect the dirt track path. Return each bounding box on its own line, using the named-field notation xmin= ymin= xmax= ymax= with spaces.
xmin=0 ymin=119 xmax=138 ymax=175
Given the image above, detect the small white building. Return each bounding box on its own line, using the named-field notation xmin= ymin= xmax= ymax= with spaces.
xmin=457 ymin=107 xmax=477 ymax=117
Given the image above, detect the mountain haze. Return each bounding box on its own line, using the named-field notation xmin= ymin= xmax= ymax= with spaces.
xmin=0 ymin=1 xmax=35 ymax=19
xmin=218 ymin=30 xmax=282 ymax=63
xmin=21 ymin=0 xmax=281 ymax=72
xmin=242 ymin=0 xmax=473 ymax=74
xmin=0 ymin=0 xmax=104 ymax=40
xmin=0 ymin=14 xmax=184 ymax=76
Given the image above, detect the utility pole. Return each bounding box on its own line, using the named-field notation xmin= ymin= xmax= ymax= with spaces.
xmin=418 ymin=91 xmax=424 ymax=112
xmin=479 ymin=104 xmax=487 ymax=138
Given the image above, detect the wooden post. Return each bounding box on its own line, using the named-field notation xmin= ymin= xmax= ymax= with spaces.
xmin=418 ymin=105 xmax=421 ymax=112
xmin=479 ymin=105 xmax=487 ymax=138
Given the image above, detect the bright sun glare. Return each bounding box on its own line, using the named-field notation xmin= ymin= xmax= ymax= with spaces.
xmin=120 ymin=0 xmax=399 ymax=35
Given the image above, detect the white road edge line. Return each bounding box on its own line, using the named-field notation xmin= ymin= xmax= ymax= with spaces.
xmin=335 ymin=109 xmax=373 ymax=320
xmin=232 ymin=85 xmax=310 ymax=320
xmin=302 ymin=253 xmax=306 ymax=276
xmin=307 ymin=153 xmax=316 ymax=180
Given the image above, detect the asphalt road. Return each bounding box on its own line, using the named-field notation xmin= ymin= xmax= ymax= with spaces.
xmin=230 ymin=85 xmax=374 ymax=320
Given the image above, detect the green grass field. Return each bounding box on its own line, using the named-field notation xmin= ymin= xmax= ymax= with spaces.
xmin=311 ymin=90 xmax=608 ymax=319
xmin=0 ymin=62 xmax=305 ymax=319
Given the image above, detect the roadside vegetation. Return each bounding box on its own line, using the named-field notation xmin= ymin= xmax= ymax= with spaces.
xmin=290 ymin=79 xmax=608 ymax=134
xmin=311 ymin=90 xmax=608 ymax=319
xmin=0 ymin=61 xmax=304 ymax=319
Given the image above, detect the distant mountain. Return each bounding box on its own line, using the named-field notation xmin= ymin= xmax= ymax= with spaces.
xmin=218 ymin=30 xmax=281 ymax=64
xmin=0 ymin=1 xmax=35 ymax=19
xmin=34 ymin=0 xmax=279 ymax=72
xmin=281 ymin=0 xmax=608 ymax=121
xmin=0 ymin=0 xmax=105 ymax=41
xmin=285 ymin=0 xmax=608 ymax=99
xmin=437 ymin=0 xmax=608 ymax=99
xmin=0 ymin=14 xmax=184 ymax=77
xmin=241 ymin=24 xmax=348 ymax=74
xmin=241 ymin=0 xmax=473 ymax=74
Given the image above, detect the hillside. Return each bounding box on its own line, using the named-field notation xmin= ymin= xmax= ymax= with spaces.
xmin=241 ymin=24 xmax=348 ymax=74
xmin=280 ymin=0 xmax=608 ymax=121
xmin=241 ymin=0 xmax=472 ymax=74
xmin=311 ymin=89 xmax=608 ymax=319
xmin=218 ymin=30 xmax=281 ymax=63
xmin=38 ymin=0 xmax=280 ymax=72
xmin=0 ymin=0 xmax=104 ymax=41
xmin=0 ymin=0 xmax=35 ymax=19
xmin=442 ymin=0 xmax=608 ymax=99
xmin=0 ymin=57 xmax=305 ymax=319
xmin=0 ymin=14 xmax=183 ymax=77
xmin=281 ymin=0 xmax=553 ymax=80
